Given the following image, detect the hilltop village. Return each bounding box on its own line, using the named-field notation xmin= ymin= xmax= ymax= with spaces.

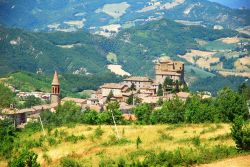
xmin=1 ymin=58 xmax=208 ymax=126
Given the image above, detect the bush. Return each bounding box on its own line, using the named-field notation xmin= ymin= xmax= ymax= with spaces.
xmin=231 ymin=116 xmax=250 ymax=150
xmin=141 ymin=145 xmax=237 ymax=166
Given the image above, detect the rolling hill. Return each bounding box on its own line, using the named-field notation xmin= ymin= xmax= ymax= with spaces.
xmin=0 ymin=19 xmax=239 ymax=77
xmin=1 ymin=18 xmax=249 ymax=94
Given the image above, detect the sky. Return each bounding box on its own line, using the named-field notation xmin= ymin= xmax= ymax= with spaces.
xmin=208 ymin=0 xmax=250 ymax=9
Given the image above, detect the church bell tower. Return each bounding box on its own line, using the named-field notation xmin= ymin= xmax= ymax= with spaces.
xmin=51 ymin=71 xmax=60 ymax=105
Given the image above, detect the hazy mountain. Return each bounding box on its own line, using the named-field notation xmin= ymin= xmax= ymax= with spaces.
xmin=0 ymin=0 xmax=249 ymax=32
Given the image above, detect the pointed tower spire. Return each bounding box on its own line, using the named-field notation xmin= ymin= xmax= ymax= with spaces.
xmin=52 ymin=71 xmax=60 ymax=85
xmin=51 ymin=71 xmax=60 ymax=105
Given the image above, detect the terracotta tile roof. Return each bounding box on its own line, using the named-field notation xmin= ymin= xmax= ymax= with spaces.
xmin=124 ymin=76 xmax=152 ymax=82
xmin=101 ymin=83 xmax=127 ymax=89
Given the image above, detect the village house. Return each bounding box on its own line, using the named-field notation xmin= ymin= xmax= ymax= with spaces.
xmin=17 ymin=91 xmax=51 ymax=101
xmin=100 ymin=83 xmax=129 ymax=97
xmin=123 ymin=76 xmax=153 ymax=90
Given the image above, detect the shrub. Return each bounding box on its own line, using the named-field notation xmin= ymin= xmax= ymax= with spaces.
xmin=24 ymin=139 xmax=43 ymax=149
xmin=102 ymin=135 xmax=131 ymax=146
xmin=65 ymin=135 xmax=86 ymax=144
xmin=8 ymin=150 xmax=40 ymax=167
xmin=60 ymin=158 xmax=82 ymax=167
xmin=94 ymin=126 xmax=104 ymax=138
xmin=47 ymin=137 xmax=57 ymax=146
xmin=159 ymin=133 xmax=174 ymax=141
xmin=191 ymin=136 xmax=201 ymax=147
xmin=136 ymin=136 xmax=142 ymax=149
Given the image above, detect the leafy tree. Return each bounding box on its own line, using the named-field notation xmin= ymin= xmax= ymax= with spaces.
xmin=172 ymin=80 xmax=180 ymax=93
xmin=81 ymin=110 xmax=98 ymax=124
xmin=129 ymin=83 xmax=136 ymax=91
xmin=107 ymin=101 xmax=123 ymax=124
xmin=157 ymin=84 xmax=163 ymax=96
xmin=97 ymin=111 xmax=111 ymax=124
xmin=127 ymin=94 xmax=141 ymax=105
xmin=152 ymin=97 xmax=185 ymax=124
xmin=216 ymin=87 xmax=248 ymax=122
xmin=231 ymin=116 xmax=250 ymax=150
xmin=238 ymin=83 xmax=250 ymax=100
xmin=106 ymin=90 xmax=114 ymax=102
xmin=41 ymin=101 xmax=82 ymax=126
xmin=133 ymin=103 xmax=152 ymax=124
xmin=0 ymin=119 xmax=16 ymax=158
xmin=184 ymin=95 xmax=217 ymax=123
xmin=163 ymin=77 xmax=173 ymax=91
xmin=23 ymin=95 xmax=42 ymax=108
xmin=0 ymin=84 xmax=14 ymax=109
xmin=8 ymin=150 xmax=40 ymax=167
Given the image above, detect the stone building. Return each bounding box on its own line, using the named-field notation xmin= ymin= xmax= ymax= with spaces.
xmin=100 ymin=83 xmax=129 ymax=97
xmin=155 ymin=59 xmax=185 ymax=85
xmin=123 ymin=76 xmax=153 ymax=90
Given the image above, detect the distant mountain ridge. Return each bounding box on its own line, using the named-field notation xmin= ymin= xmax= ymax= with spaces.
xmin=0 ymin=0 xmax=249 ymax=32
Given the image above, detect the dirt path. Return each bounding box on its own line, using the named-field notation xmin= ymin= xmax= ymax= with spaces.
xmin=199 ymin=154 xmax=250 ymax=167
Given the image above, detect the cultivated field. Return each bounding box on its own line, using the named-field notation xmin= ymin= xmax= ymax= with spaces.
xmin=95 ymin=2 xmax=130 ymax=18
xmin=1 ymin=123 xmax=244 ymax=167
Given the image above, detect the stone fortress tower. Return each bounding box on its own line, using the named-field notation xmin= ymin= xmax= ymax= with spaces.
xmin=155 ymin=58 xmax=185 ymax=84
xmin=51 ymin=71 xmax=60 ymax=105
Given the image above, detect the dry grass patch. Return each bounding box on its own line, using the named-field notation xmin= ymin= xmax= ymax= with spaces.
xmin=179 ymin=49 xmax=218 ymax=69
xmin=220 ymin=37 xmax=240 ymax=44
xmin=11 ymin=124 xmax=236 ymax=166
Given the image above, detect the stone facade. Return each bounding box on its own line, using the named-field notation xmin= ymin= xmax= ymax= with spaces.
xmin=123 ymin=76 xmax=153 ymax=90
xmin=100 ymin=83 xmax=129 ymax=97
xmin=155 ymin=59 xmax=185 ymax=84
